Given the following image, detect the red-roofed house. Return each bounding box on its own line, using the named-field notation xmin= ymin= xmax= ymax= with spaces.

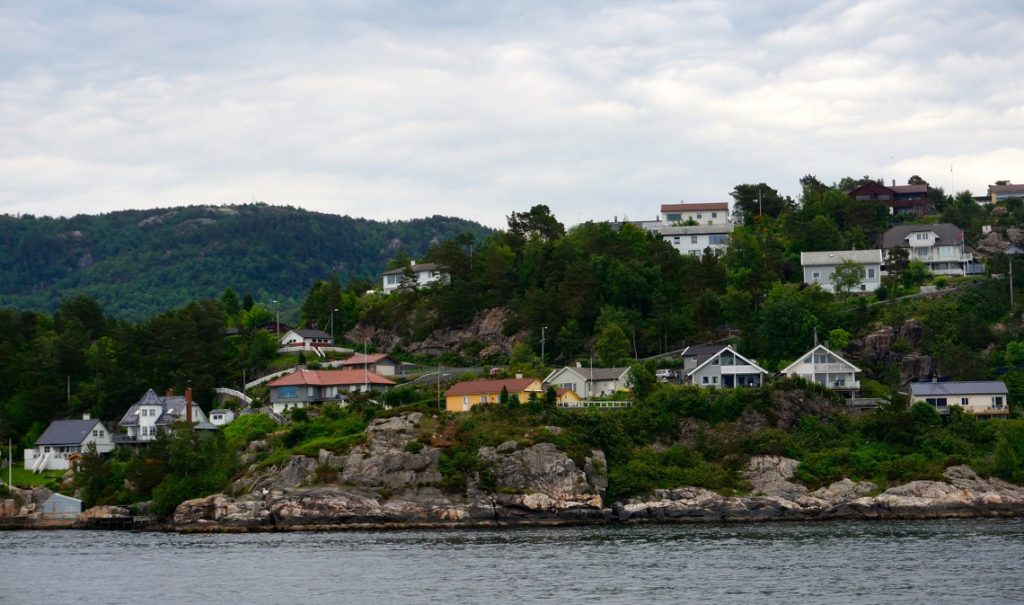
xmin=266 ymin=368 xmax=396 ymax=413
xmin=444 ymin=377 xmax=543 ymax=413
xmin=338 ymin=353 xmax=401 ymax=376
xmin=660 ymin=202 xmax=730 ymax=225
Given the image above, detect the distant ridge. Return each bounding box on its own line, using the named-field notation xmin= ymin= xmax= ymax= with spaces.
xmin=0 ymin=203 xmax=491 ymax=319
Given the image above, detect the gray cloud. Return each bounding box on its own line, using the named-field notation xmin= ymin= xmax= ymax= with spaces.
xmin=1 ymin=0 xmax=1022 ymax=227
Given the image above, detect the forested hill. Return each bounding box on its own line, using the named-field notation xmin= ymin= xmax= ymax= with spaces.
xmin=0 ymin=204 xmax=491 ymax=319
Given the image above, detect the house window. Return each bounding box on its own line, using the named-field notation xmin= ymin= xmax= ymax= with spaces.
xmin=307 ymin=386 xmax=315 ymax=397
xmin=702 ymin=376 xmax=709 ymax=384
xmin=709 ymin=234 xmax=727 ymax=245
xmin=812 ymin=271 xmax=820 ymax=279
xmin=712 ymin=376 xmax=718 ymax=384
xmin=689 ymin=250 xmax=699 ymax=256
xmin=690 ymin=235 xmax=698 ymax=244
xmin=696 ymin=213 xmax=702 ymax=219
xmin=480 ymin=395 xmax=487 ymax=403
xmin=868 ymin=268 xmax=876 ymax=278
xmin=855 ymin=195 xmax=869 ymax=201
xmin=279 ymin=386 xmax=297 ymax=399
xmin=672 ymin=236 xmax=680 ymax=244
xmin=961 ymin=398 xmax=969 ymax=406
xmin=878 ymin=194 xmax=890 ymax=201
xmin=666 ymin=213 xmax=681 ymax=222
xmin=993 ymin=396 xmax=1004 ymax=406
xmin=925 ymin=397 xmax=947 ymax=407
xmin=711 ymin=212 xmax=717 ymax=218
xmin=386 ymin=274 xmax=400 ymax=285
xmin=44 ymin=446 xmax=50 ymax=453
xmin=92 ymin=430 xmax=98 ymax=437
xmin=463 ymin=396 xmax=469 ymax=405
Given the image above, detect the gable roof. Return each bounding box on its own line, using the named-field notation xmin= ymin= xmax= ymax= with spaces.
xmin=544 ymin=366 xmax=631 ymax=383
xmin=381 ymin=262 xmax=443 ymax=276
xmin=686 ymin=345 xmax=768 ymax=378
xmin=267 ymin=368 xmax=396 ymax=388
xmin=681 ymin=344 xmax=726 ymax=358
xmin=800 ymin=249 xmax=883 ymax=266
xmin=910 ymin=381 xmax=1008 ymax=397
xmin=445 ymin=378 xmax=542 ymax=397
xmin=118 ymin=389 xmax=207 ymax=427
xmin=780 ymin=344 xmax=861 ymax=375
xmin=661 ymin=202 xmax=729 ymax=213
xmin=339 ymin=353 xmax=397 ymax=366
xmin=882 ymin=223 xmax=963 ymax=249
xmin=36 ymin=419 xmax=105 ymax=446
xmin=988 ymin=183 xmax=1024 ymax=195
xmin=291 ymin=328 xmax=331 ymax=339
xmin=890 ymin=184 xmax=928 ymax=194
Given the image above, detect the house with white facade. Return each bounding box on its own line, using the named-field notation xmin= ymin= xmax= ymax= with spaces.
xmin=910 ymin=381 xmax=1009 ymax=417
xmin=781 ymin=344 xmax=861 ymax=397
xmin=660 ymin=202 xmax=730 ymax=225
xmin=24 ymin=416 xmax=115 ymax=472
xmin=117 ymin=388 xmax=210 ymax=444
xmin=544 ymin=366 xmax=632 ymax=398
xmin=660 ymin=223 xmax=734 ymax=256
xmin=882 ymin=223 xmax=975 ymax=276
xmin=209 ymin=408 xmax=235 ymax=426
xmin=381 ymin=262 xmax=448 ymax=294
xmin=801 ymin=249 xmax=884 ymax=293
xmin=686 ymin=346 xmax=767 ymax=389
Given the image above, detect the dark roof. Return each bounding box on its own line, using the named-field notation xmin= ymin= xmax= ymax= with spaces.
xmin=293 ymin=328 xmax=331 ymax=339
xmin=988 ymin=184 xmax=1024 ymax=194
xmin=119 ymin=389 xmax=204 ymax=428
xmin=36 ymin=419 xmax=105 ymax=446
xmin=910 ymin=381 xmax=1008 ymax=397
xmin=891 ymin=184 xmax=928 ymax=194
xmin=882 ymin=223 xmax=963 ymax=249
xmin=661 ymin=202 xmax=729 ymax=213
xmin=680 ymin=344 xmax=726 ymax=357
xmin=381 ymin=263 xmax=442 ymax=276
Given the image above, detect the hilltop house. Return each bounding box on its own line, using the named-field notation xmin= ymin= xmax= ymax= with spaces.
xmin=381 ymin=262 xmax=448 ymax=294
xmin=659 ymin=223 xmax=734 ymax=257
xmin=24 ymin=416 xmax=115 ymax=472
xmin=543 ymin=366 xmax=632 ymax=398
xmin=444 ymin=377 xmax=544 ymax=413
xmin=780 ymin=344 xmax=861 ymax=397
xmin=280 ymin=328 xmax=333 ymax=350
xmin=685 ymin=345 xmax=768 ymax=389
xmin=847 ymin=181 xmax=932 ymax=216
xmin=910 ymin=381 xmax=1009 ymax=417
xmin=117 ymin=388 xmax=211 ymax=444
xmin=988 ymin=183 xmax=1024 ymax=204
xmin=660 ymin=202 xmax=730 ymax=225
xmin=338 ymin=353 xmax=402 ymax=376
xmin=266 ymin=368 xmax=396 ymax=413
xmin=801 ymin=249 xmax=883 ymax=293
xmin=882 ymin=223 xmax=975 ymax=276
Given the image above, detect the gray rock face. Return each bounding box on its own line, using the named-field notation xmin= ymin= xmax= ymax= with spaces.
xmin=174 ymin=413 xmax=609 ymax=530
xmin=616 ymin=456 xmax=1024 ymax=523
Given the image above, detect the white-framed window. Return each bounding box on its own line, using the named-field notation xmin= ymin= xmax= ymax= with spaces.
xmin=812 ymin=271 xmax=820 ymax=279
xmin=868 ymin=268 xmax=876 ymax=278
xmin=993 ymin=396 xmax=1004 ymax=406
xmin=691 ymin=236 xmax=698 ymax=243
xmin=711 ymin=212 xmax=718 ymax=218
xmin=961 ymin=397 xmax=969 ymax=405
xmin=479 ymin=395 xmax=487 ymax=403
xmin=673 ymin=236 xmax=680 ymax=243
xmin=696 ymin=213 xmax=702 ymax=219
xmin=702 ymin=376 xmax=709 ymax=384
xmin=463 ymin=396 xmax=469 ymax=404
xmin=712 ymin=376 xmax=718 ymax=384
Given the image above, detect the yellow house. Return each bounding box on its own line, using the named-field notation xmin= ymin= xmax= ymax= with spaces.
xmin=555 ymin=387 xmax=583 ymax=405
xmin=445 ymin=377 xmax=544 ymax=413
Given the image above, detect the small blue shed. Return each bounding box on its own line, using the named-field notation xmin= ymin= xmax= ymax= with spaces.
xmin=41 ymin=493 xmax=82 ymax=519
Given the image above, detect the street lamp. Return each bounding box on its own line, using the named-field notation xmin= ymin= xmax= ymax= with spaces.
xmin=330 ymin=308 xmax=338 ymax=342
xmin=272 ymin=299 xmax=279 ymax=335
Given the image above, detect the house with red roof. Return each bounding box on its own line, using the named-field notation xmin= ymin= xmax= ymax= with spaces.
xmin=444 ymin=377 xmax=544 ymax=413
xmin=338 ymin=353 xmax=401 ymax=376
xmin=266 ymin=368 xmax=396 ymax=413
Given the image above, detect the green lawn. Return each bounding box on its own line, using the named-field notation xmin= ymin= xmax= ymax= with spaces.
xmin=1 ymin=465 xmax=65 ymax=489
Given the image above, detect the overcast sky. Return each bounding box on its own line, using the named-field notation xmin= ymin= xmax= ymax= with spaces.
xmin=2 ymin=1 xmax=1022 ymax=228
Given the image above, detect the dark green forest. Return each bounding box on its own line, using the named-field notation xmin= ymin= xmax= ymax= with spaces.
xmin=0 ymin=204 xmax=491 ymax=320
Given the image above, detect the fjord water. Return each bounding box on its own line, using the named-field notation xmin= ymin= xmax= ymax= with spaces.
xmin=6 ymin=520 xmax=1023 ymax=604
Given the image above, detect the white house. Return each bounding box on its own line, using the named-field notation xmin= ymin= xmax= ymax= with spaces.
xmin=117 ymin=388 xmax=209 ymax=444
xmin=801 ymin=249 xmax=883 ymax=293
xmin=781 ymin=344 xmax=861 ymax=396
xmin=208 ymin=408 xmax=235 ymax=426
xmin=280 ymin=328 xmax=333 ymax=349
xmin=660 ymin=202 xmax=730 ymax=225
xmin=686 ymin=345 xmax=767 ymax=389
xmin=882 ymin=223 xmax=974 ymax=276
xmin=660 ymin=223 xmax=734 ymax=257
xmin=910 ymin=381 xmax=1010 ymax=417
xmin=543 ymin=365 xmax=632 ymax=398
xmin=381 ymin=262 xmax=448 ymax=294
xmin=24 ymin=416 xmax=115 ymax=472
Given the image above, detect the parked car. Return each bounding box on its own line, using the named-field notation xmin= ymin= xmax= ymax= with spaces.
xmin=655 ymin=368 xmax=676 ymax=382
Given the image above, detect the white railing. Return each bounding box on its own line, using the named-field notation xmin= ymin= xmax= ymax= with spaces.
xmin=215 ymin=387 xmax=253 ymax=405
xmin=557 ymin=400 xmax=632 ymax=410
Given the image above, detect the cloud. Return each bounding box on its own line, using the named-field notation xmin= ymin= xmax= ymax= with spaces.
xmin=1 ymin=0 xmax=1023 ymax=228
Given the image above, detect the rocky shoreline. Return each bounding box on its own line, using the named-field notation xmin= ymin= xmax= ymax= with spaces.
xmin=5 ymin=412 xmax=1024 ymax=531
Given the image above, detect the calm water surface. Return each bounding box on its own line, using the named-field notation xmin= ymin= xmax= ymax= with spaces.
xmin=4 ymin=519 xmax=1023 ymax=604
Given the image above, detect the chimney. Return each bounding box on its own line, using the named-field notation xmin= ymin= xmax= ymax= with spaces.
xmin=82 ymin=412 xmax=91 ymax=420
xmin=166 ymin=388 xmax=174 ymax=397
xmin=515 ymin=373 xmax=523 ymax=379
xmin=185 ymin=387 xmax=193 ymax=424
xmin=576 ymin=361 xmax=582 ymax=368
xmin=892 ymin=179 xmax=896 ymax=186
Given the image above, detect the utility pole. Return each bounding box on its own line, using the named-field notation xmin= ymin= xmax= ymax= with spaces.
xmin=541 ymin=326 xmax=547 ymax=366
xmin=1010 ymin=256 xmax=1014 ymax=309
xmin=330 ymin=308 xmax=338 ymax=342
xmin=758 ymin=187 xmax=763 ymax=217
xmin=436 ymin=359 xmax=441 ymax=410
xmin=272 ymin=299 xmax=279 ymax=335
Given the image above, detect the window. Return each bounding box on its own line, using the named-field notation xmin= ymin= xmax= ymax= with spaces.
xmin=463 ymin=396 xmax=469 ymax=404
xmin=916 ymin=233 xmax=928 ymax=240
xmin=689 ymin=250 xmax=699 ymax=256
xmin=868 ymin=268 xmax=876 ymax=278
xmin=386 ymin=274 xmax=400 ymax=285
xmin=702 ymin=376 xmax=709 ymax=384
xmin=925 ymin=397 xmax=947 ymax=407
xmin=711 ymin=212 xmax=718 ymax=218
xmin=709 ymin=234 xmax=728 ymax=245
xmin=878 ymin=194 xmax=890 ymax=201
xmin=961 ymin=398 xmax=969 ymax=406
xmin=673 ymin=236 xmax=680 ymax=244
xmin=712 ymin=376 xmax=718 ymax=384
xmin=92 ymin=430 xmax=98 ymax=436
xmin=696 ymin=213 xmax=702 ymax=219
xmin=279 ymin=386 xmax=297 ymax=399
xmin=667 ymin=213 xmax=681 ymax=221
xmin=993 ymin=396 xmax=1004 ymax=407
xmin=855 ymin=195 xmax=869 ymax=201
xmin=812 ymin=271 xmax=820 ymax=279
xmin=480 ymin=395 xmax=487 ymax=403
xmin=691 ymin=236 xmax=698 ymax=244
xmin=307 ymin=386 xmax=315 ymax=397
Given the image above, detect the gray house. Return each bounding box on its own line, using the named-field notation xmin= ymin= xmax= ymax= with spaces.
xmin=686 ymin=345 xmax=768 ymax=389
xmin=40 ymin=493 xmax=82 ymax=519
xmin=801 ymin=249 xmax=883 ymax=293
xmin=882 ymin=223 xmax=974 ymax=276
xmin=24 ymin=416 xmax=115 ymax=472
xmin=543 ymin=366 xmax=632 ymax=398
